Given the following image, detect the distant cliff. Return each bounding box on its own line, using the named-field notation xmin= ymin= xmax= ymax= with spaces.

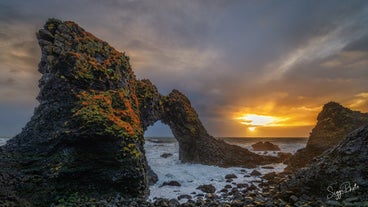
xmin=0 ymin=19 xmax=288 ymax=206
xmin=285 ymin=102 xmax=368 ymax=172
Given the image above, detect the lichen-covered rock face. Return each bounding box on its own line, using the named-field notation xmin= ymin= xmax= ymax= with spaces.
xmin=280 ymin=126 xmax=368 ymax=201
xmin=3 ymin=18 xmax=148 ymax=205
xmin=285 ymin=102 xmax=368 ymax=172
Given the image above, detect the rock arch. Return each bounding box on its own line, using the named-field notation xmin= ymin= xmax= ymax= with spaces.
xmin=0 ymin=19 xmax=288 ymax=206
xmin=136 ymin=80 xmax=285 ymax=167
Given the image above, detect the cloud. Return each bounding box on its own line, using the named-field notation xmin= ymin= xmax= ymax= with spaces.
xmin=0 ymin=0 xmax=368 ymax=137
xmin=264 ymin=6 xmax=368 ymax=80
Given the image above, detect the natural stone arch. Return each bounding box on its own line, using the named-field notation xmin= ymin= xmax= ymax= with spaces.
xmin=136 ymin=80 xmax=286 ymax=167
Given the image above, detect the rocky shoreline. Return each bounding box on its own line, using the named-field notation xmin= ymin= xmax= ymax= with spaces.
xmin=0 ymin=18 xmax=367 ymax=206
xmin=50 ymin=170 xmax=367 ymax=207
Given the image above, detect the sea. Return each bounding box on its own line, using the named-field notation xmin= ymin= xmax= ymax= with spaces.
xmin=0 ymin=136 xmax=307 ymax=202
xmin=144 ymin=137 xmax=307 ymax=202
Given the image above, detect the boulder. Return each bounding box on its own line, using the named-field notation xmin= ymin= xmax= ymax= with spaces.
xmin=251 ymin=141 xmax=280 ymax=151
xmin=196 ymin=184 xmax=216 ymax=193
xmin=160 ymin=181 xmax=181 ymax=187
xmin=285 ymin=102 xmax=368 ymax=172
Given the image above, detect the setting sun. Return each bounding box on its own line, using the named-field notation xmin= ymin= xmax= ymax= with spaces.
xmin=232 ymin=110 xmax=317 ymax=136
xmin=236 ymin=114 xmax=291 ymax=132
xmin=237 ymin=114 xmax=286 ymax=126
xmin=248 ymin=127 xmax=256 ymax=131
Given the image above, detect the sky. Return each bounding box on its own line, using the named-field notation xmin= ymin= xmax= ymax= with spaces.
xmin=1 ymin=0 xmax=368 ymax=137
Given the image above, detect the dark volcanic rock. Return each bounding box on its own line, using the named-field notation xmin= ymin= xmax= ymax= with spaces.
xmin=251 ymin=141 xmax=281 ymax=151
xmin=2 ymin=18 xmax=149 ymax=205
xmin=160 ymin=153 xmax=173 ymax=158
xmin=285 ymin=102 xmax=368 ymax=172
xmin=147 ymin=166 xmax=158 ymax=185
xmin=225 ymin=174 xmax=238 ymax=179
xmin=196 ymin=184 xmax=216 ymax=193
xmin=250 ymin=170 xmax=262 ymax=176
xmin=160 ymin=181 xmax=181 ymax=187
xmin=280 ymin=126 xmax=368 ymax=201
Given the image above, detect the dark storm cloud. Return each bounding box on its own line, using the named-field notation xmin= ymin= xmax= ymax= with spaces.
xmin=1 ymin=0 xmax=368 ymax=136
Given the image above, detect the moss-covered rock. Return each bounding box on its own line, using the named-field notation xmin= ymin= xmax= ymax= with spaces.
xmin=1 ymin=18 xmax=148 ymax=206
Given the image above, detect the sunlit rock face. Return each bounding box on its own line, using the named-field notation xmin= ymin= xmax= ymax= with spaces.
xmin=279 ymin=126 xmax=368 ymax=201
xmin=0 ymin=19 xmax=289 ymax=206
xmin=285 ymin=102 xmax=368 ymax=172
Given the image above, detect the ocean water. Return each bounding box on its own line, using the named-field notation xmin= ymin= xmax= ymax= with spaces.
xmin=145 ymin=137 xmax=307 ymax=202
xmin=0 ymin=136 xmax=307 ymax=202
xmin=0 ymin=137 xmax=10 ymax=146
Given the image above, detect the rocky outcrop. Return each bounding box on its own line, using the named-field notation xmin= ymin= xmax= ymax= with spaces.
xmin=251 ymin=141 xmax=280 ymax=151
xmin=0 ymin=18 xmax=289 ymax=205
xmin=2 ymin=18 xmax=149 ymax=206
xmin=279 ymin=126 xmax=368 ymax=202
xmin=285 ymin=102 xmax=368 ymax=172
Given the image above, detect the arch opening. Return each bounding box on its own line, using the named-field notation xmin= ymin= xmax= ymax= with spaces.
xmin=144 ymin=121 xmax=174 ymax=138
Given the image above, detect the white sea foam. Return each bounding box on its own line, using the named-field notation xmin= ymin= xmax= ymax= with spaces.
xmin=144 ymin=138 xmax=301 ymax=202
xmin=0 ymin=136 xmax=305 ymax=202
xmin=0 ymin=137 xmax=9 ymax=146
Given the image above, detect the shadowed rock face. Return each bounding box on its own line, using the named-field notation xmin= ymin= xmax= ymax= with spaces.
xmin=2 ymin=18 xmax=148 ymax=206
xmin=285 ymin=102 xmax=368 ymax=172
xmin=0 ymin=19 xmax=287 ymax=206
xmin=279 ymin=126 xmax=368 ymax=201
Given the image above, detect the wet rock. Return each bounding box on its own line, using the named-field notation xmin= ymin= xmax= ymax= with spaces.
xmin=169 ymin=199 xmax=180 ymax=206
xmin=160 ymin=153 xmax=173 ymax=158
xmin=225 ymin=173 xmax=237 ymax=179
xmin=289 ymin=195 xmax=298 ymax=203
xmin=224 ymin=184 xmax=232 ymax=189
xmin=236 ymin=183 xmax=248 ymax=188
xmin=250 ymin=170 xmax=262 ymax=176
xmin=219 ymin=188 xmax=228 ymax=193
xmin=160 ymin=181 xmax=181 ymax=187
xmin=196 ymin=184 xmax=216 ymax=193
xmin=262 ymin=172 xmax=277 ymax=181
xmin=148 ymin=166 xmax=159 ymax=185
xmin=177 ymin=194 xmax=192 ymax=200
xmin=252 ymin=141 xmax=280 ymax=151
xmin=248 ymin=184 xmax=258 ymax=191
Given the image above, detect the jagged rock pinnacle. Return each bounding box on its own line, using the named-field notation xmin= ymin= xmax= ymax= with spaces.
xmin=285 ymin=101 xmax=368 ymax=171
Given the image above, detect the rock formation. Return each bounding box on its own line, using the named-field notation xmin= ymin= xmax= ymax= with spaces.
xmin=285 ymin=102 xmax=368 ymax=172
xmin=0 ymin=19 xmax=288 ymax=206
xmin=279 ymin=126 xmax=368 ymax=202
xmin=251 ymin=141 xmax=280 ymax=151
xmin=2 ymin=18 xmax=149 ymax=206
